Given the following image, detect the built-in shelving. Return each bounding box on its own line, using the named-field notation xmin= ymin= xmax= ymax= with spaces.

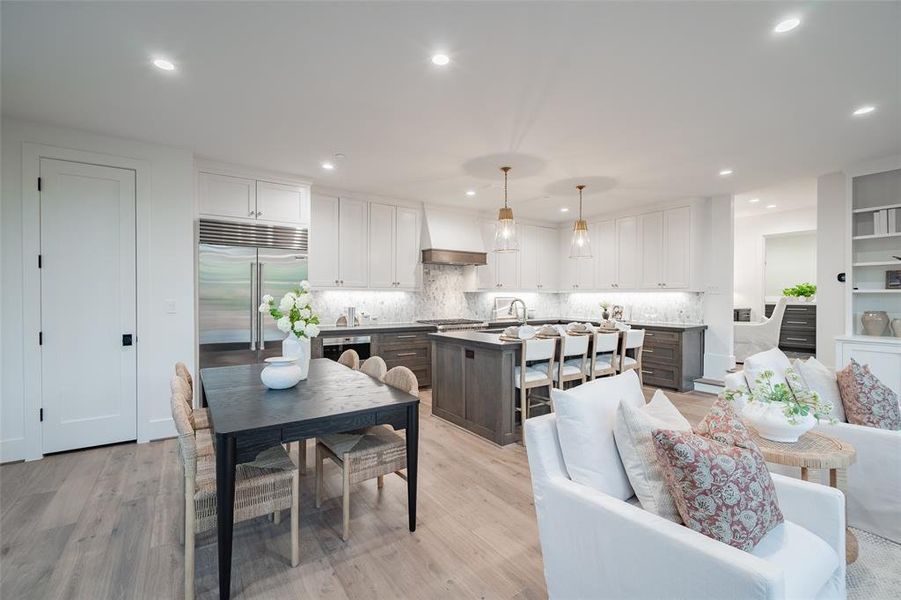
xmin=852 ymin=289 xmax=901 ymax=294
xmin=852 ymin=261 xmax=901 ymax=267
xmin=852 ymin=231 xmax=901 ymax=241
xmin=851 ymin=202 xmax=901 ymax=214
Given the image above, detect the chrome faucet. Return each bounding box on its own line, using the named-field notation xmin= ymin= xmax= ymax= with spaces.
xmin=508 ymin=298 xmax=528 ymax=325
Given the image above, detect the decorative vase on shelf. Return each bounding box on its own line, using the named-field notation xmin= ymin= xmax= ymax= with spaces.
xmin=260 ymin=357 xmax=304 ymax=389
xmin=742 ymin=402 xmax=817 ymax=443
xmin=601 ymin=309 xmax=610 ymax=320
xmin=282 ymin=334 xmax=311 ymax=380
xmin=861 ymin=311 xmax=890 ymax=336
xmin=892 ymin=318 xmax=901 ymax=338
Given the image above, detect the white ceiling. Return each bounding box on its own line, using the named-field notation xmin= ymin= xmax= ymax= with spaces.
xmin=734 ymin=177 xmax=817 ymax=218
xmin=3 ymin=1 xmax=899 ymax=222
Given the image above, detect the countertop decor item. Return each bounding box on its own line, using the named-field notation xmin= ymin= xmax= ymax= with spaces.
xmin=892 ymin=318 xmax=901 ymax=337
xmin=493 ymin=166 xmax=519 ymax=252
xmin=260 ymin=356 xmax=304 ymax=389
xmin=599 ymin=301 xmax=610 ymax=321
xmin=886 ymin=269 xmax=901 ymax=289
xmin=259 ymin=280 xmax=320 ymax=380
xmin=861 ymin=310 xmax=889 ymax=336
xmin=782 ymin=282 xmax=816 ymax=302
xmin=569 ymin=184 xmax=592 ymax=259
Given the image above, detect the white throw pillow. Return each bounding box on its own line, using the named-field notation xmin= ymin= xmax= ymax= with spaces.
xmin=613 ymin=390 xmax=691 ymax=521
xmin=793 ymin=357 xmax=846 ymax=422
xmin=743 ymin=348 xmax=793 ymax=389
xmin=551 ymin=370 xmax=645 ymax=499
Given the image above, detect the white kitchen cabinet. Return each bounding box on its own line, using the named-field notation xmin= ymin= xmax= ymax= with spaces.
xmin=198 ymin=172 xmax=256 ymax=220
xmin=639 ymin=212 xmax=664 ymax=289
xmin=538 ymin=226 xmax=559 ymax=291
xmin=309 ymin=194 xmax=340 ymax=287
xmin=255 ymin=180 xmax=310 ymax=225
xmin=560 ymin=226 xmax=595 ymax=291
xmin=593 ymin=220 xmax=617 ymax=290
xmin=520 ymin=225 xmax=541 ymax=290
xmin=338 ymin=197 xmax=369 ymax=288
xmin=477 ymin=220 xmax=520 ymax=290
xmin=368 ymin=203 xmax=420 ymax=289
xmin=615 ymin=216 xmax=638 ymax=289
xmin=662 ymin=206 xmax=691 ymax=288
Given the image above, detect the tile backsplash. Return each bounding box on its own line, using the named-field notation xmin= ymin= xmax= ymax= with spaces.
xmin=311 ymin=264 xmax=703 ymax=325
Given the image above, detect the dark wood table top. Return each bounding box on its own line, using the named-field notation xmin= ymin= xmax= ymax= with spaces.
xmin=200 ymin=358 xmax=419 ymax=435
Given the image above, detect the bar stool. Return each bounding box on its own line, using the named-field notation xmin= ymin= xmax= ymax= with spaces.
xmin=588 ymin=332 xmax=619 ymax=379
xmin=615 ymin=329 xmax=645 ymax=383
xmin=515 ymin=338 xmax=557 ymax=423
xmin=556 ymin=334 xmax=591 ymax=388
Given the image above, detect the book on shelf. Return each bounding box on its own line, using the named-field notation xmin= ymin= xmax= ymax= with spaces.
xmin=889 ymin=207 xmax=898 ymax=233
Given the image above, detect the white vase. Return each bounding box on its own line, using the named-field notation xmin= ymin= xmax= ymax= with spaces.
xmin=282 ymin=334 xmax=311 ymax=380
xmin=742 ymin=402 xmax=817 ymax=443
xmin=260 ymin=357 xmax=304 ymax=389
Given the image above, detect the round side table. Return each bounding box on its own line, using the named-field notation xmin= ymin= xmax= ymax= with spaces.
xmin=748 ymin=428 xmax=858 ymax=564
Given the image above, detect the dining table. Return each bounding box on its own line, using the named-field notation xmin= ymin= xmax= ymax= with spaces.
xmin=200 ymin=358 xmax=420 ymax=600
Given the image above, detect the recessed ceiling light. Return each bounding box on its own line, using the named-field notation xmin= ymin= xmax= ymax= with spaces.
xmin=766 ymin=204 xmax=777 ymax=209
xmin=152 ymin=58 xmax=176 ymax=71
xmin=465 ymin=190 xmax=476 ymax=196
xmin=321 ymin=162 xmax=335 ymax=170
xmin=560 ymin=207 xmax=570 ymax=213
xmin=719 ymin=169 xmax=734 ymax=176
xmin=431 ymin=54 xmax=450 ymax=66
xmin=852 ymin=105 xmax=876 ymax=116
xmin=773 ymin=17 xmax=801 ymax=34
xmin=334 ymin=153 xmax=346 ymax=160
xmin=749 ymin=198 xmax=760 ymax=203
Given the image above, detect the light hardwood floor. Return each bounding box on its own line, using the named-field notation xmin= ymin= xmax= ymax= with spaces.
xmin=0 ymin=387 xmax=714 ymax=600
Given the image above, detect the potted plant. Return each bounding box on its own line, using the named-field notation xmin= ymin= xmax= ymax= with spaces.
xmin=782 ymin=282 xmax=817 ymax=302
xmin=599 ymin=301 xmax=611 ymax=321
xmin=725 ymin=369 xmax=834 ymax=442
xmin=259 ymin=281 xmax=320 ymax=381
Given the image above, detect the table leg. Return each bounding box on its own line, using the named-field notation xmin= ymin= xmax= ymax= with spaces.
xmin=216 ymin=434 xmax=237 ymax=600
xmin=406 ymin=403 xmax=419 ymax=532
xmin=831 ymin=467 xmax=858 ymax=564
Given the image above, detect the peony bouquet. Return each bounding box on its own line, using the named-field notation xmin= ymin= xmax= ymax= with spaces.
xmin=258 ymin=281 xmax=321 ymax=339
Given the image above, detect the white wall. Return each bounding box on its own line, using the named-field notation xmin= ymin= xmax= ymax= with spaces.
xmin=764 ymin=232 xmax=817 ymax=297
xmin=702 ymin=195 xmax=735 ymax=380
xmin=733 ymin=207 xmax=817 ymax=320
xmin=1 ymin=118 xmax=195 ymax=461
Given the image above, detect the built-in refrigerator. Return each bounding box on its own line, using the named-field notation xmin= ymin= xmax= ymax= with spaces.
xmin=198 ymin=219 xmax=309 ymax=369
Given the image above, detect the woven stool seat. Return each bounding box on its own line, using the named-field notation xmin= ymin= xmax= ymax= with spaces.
xmin=318 ymin=426 xmax=406 ymax=485
xmin=195 ymin=428 xmax=214 ymax=458
xmin=193 ymin=407 xmax=210 ymax=430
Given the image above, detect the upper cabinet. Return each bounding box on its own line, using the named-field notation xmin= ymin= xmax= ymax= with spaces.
xmin=615 ymin=217 xmax=638 ymax=289
xmin=521 ymin=225 xmax=559 ymax=291
xmin=560 ymin=226 xmax=595 ymax=290
xmin=639 ymin=212 xmax=664 ymax=289
xmin=309 ymin=195 xmax=369 ymax=288
xmin=593 ymin=220 xmax=617 ymax=289
xmin=197 ymin=171 xmax=310 ymax=226
xmin=639 ymin=207 xmax=690 ymax=290
xmin=369 ymin=203 xmax=421 ymax=289
xmin=477 ymin=221 xmax=520 ymax=290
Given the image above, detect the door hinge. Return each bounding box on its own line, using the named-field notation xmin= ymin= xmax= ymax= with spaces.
xmin=40 ymin=408 xmax=44 ymax=422
xmin=37 ymin=177 xmax=42 ymax=191
xmin=39 ymin=331 xmax=43 ymax=345
xmin=38 ymin=254 xmax=42 ymax=269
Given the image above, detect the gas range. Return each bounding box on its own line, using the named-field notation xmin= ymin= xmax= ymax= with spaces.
xmin=416 ymin=318 xmax=489 ymax=332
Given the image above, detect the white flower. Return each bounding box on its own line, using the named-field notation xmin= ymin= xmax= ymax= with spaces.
xmin=304 ymin=323 xmax=320 ymax=338
xmin=278 ymin=293 xmax=296 ymax=312
xmin=276 ymin=316 xmax=292 ymax=333
xmin=294 ymin=293 xmax=311 ymax=309
xmin=293 ymin=320 xmax=304 ymax=332
xmin=298 ymin=307 xmax=311 ymax=320
xmin=299 ymin=281 xmax=311 ymax=292
xmin=258 ymin=302 xmax=270 ymax=313
xmin=262 ymin=294 xmax=274 ymax=304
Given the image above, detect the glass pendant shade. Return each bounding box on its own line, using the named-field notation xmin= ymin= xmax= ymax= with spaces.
xmin=569 ymin=184 xmax=592 ymax=258
xmin=494 ymin=167 xmax=520 ymax=252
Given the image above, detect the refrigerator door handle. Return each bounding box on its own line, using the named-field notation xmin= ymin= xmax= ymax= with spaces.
xmin=258 ymin=262 xmax=265 ymax=350
xmin=249 ymin=262 xmax=257 ymax=351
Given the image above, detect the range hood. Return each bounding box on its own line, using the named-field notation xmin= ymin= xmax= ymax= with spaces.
xmin=421 ymin=207 xmax=488 ymax=266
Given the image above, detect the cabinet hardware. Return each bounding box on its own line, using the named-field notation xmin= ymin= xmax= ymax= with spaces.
xmin=340 ymin=280 xmax=344 ymax=285
xmin=786 ymin=320 xmax=808 ymax=325
xmin=646 ymin=333 xmax=654 ymax=337
xmin=39 ymin=408 xmax=43 ymax=422
xmin=334 ymin=279 xmax=339 ymax=285
xmin=248 ymin=210 xmax=255 ymax=216
xmin=396 ymin=335 xmax=418 ymax=339
xmin=37 ymin=177 xmax=42 ymax=191
xmin=396 ymin=352 xmax=418 ymax=357
xmin=785 ymin=337 xmax=808 ymax=342
xmin=256 ymin=211 xmax=263 ymax=217
xmin=644 ymin=349 xmax=654 ymax=353
xmin=641 ymin=369 xmax=653 ymax=374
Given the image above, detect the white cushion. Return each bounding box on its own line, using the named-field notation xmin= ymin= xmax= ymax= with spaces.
xmin=551 ymin=370 xmax=646 ymax=500
xmin=793 ymin=357 xmax=846 ymax=422
xmin=750 ymin=521 xmax=840 ymax=599
xmin=592 ymin=356 xmax=614 ymax=373
xmin=743 ymin=348 xmax=792 ymax=388
xmin=613 ymin=355 xmax=637 ymax=369
xmin=561 ymin=359 xmax=589 ymax=378
xmin=514 ymin=366 xmax=550 ymax=387
xmin=613 ymin=390 xmax=691 ymax=522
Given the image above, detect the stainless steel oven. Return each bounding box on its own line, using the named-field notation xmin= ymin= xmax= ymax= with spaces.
xmin=322 ymin=335 xmax=372 ymax=362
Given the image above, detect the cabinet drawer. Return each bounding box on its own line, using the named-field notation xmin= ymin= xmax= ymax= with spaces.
xmin=642 ymin=344 xmax=679 ymax=366
xmin=376 ymin=331 xmax=432 ymax=348
xmin=641 ymin=364 xmax=679 ymax=389
xmin=779 ymin=333 xmax=816 ymax=349
xmin=382 ymin=346 xmax=429 ymax=363
xmin=642 ymin=329 xmax=680 ymax=344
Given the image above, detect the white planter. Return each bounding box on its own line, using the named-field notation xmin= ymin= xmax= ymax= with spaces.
xmin=282 ymin=334 xmax=311 ymax=380
xmin=260 ymin=356 xmax=304 ymax=389
xmin=742 ymin=402 xmax=817 ymax=443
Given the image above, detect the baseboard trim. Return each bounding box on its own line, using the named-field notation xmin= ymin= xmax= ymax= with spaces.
xmin=140 ymin=417 xmax=177 ymax=443
xmin=0 ymin=437 xmax=26 ymax=464
xmin=693 ymin=377 xmax=725 ymax=395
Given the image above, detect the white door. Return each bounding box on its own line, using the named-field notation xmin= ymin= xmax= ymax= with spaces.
xmin=477 ymin=220 xmax=498 ymax=289
xmin=616 ymin=216 xmax=638 ymax=289
xmin=662 ymin=206 xmax=691 ymax=289
xmin=639 ymin=212 xmax=663 ymax=289
xmin=198 ymin=172 xmax=256 ymax=220
xmin=394 ymin=206 xmax=420 ymax=289
xmin=369 ymin=203 xmax=396 ymax=288
xmin=40 ymin=159 xmax=137 ymax=453
xmin=520 ymin=225 xmax=540 ymax=289
xmin=255 ymin=180 xmax=309 ymax=225
xmin=309 ymin=194 xmax=340 ymax=287
xmin=338 ymin=197 xmax=369 ymax=287
xmin=593 ymin=220 xmax=617 ymax=290
xmin=538 ymin=227 xmax=559 ymax=291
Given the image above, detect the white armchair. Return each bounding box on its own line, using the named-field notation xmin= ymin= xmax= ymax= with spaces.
xmin=525 ymin=412 xmax=846 ymax=600
xmin=734 ymin=297 xmax=787 ymax=363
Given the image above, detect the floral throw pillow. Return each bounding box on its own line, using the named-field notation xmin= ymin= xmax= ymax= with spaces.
xmin=836 ymin=358 xmax=901 ymax=431
xmin=652 ymin=429 xmax=784 ymax=552
xmin=694 ymin=395 xmax=757 ymax=450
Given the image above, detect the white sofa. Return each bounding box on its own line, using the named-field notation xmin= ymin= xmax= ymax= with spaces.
xmin=525 ymin=386 xmax=846 ymax=599
xmin=725 ymin=354 xmax=901 ymax=544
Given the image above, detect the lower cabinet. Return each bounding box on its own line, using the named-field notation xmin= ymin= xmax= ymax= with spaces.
xmin=371 ymin=331 xmax=431 ymax=388
xmin=639 ymin=326 xmax=706 ymax=392
xmin=766 ymin=303 xmax=817 ymax=353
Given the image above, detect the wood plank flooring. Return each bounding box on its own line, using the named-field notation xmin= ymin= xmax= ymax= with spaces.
xmin=0 ymin=387 xmax=714 ymax=600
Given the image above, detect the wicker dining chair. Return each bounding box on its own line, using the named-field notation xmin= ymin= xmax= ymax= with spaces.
xmin=171 ymin=391 xmax=299 ymax=600
xmin=174 ymin=363 xmax=210 ymax=430
xmin=360 ymin=356 xmax=388 ymax=381
xmin=315 ymin=366 xmax=417 ymax=541
xmin=337 ymin=349 xmax=360 ymax=370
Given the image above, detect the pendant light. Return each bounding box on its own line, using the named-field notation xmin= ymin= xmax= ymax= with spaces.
xmin=569 ymin=184 xmax=592 ymax=258
xmin=494 ymin=166 xmax=520 ymax=252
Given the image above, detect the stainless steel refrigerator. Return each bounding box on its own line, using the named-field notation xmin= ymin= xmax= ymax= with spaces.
xmin=198 ymin=220 xmax=309 ymax=369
